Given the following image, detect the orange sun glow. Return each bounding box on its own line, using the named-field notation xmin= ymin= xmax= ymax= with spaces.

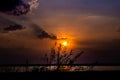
xmin=62 ymin=41 xmax=68 ymax=46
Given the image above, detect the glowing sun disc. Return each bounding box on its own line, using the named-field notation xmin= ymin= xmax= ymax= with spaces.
xmin=62 ymin=41 xmax=68 ymax=46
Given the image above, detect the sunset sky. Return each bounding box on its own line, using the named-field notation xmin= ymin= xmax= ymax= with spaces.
xmin=0 ymin=0 xmax=120 ymax=64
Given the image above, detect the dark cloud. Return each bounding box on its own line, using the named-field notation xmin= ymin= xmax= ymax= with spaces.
xmin=0 ymin=15 xmax=26 ymax=33
xmin=0 ymin=0 xmax=30 ymax=16
xmin=0 ymin=0 xmax=57 ymax=40
xmin=30 ymin=23 xmax=57 ymax=40
xmin=37 ymin=30 xmax=57 ymax=40
xmin=3 ymin=24 xmax=25 ymax=32
xmin=0 ymin=15 xmax=57 ymax=40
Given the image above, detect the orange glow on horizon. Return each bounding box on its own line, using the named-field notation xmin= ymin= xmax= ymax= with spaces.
xmin=56 ymin=35 xmax=74 ymax=49
xmin=52 ymin=32 xmax=77 ymax=51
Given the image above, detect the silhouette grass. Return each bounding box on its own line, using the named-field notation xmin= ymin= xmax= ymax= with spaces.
xmin=40 ymin=42 xmax=85 ymax=71
xmin=0 ymin=42 xmax=95 ymax=72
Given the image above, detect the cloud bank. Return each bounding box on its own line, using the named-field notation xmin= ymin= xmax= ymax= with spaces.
xmin=0 ymin=0 xmax=39 ymax=16
xmin=3 ymin=24 xmax=25 ymax=32
xmin=0 ymin=0 xmax=57 ymax=40
xmin=29 ymin=23 xmax=57 ymax=40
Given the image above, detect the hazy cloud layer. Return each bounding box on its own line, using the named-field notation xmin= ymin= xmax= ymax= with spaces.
xmin=117 ymin=27 xmax=120 ymax=32
xmin=0 ymin=48 xmax=44 ymax=64
xmin=0 ymin=0 xmax=120 ymax=64
xmin=41 ymin=0 xmax=120 ymax=17
xmin=76 ymin=39 xmax=120 ymax=64
xmin=0 ymin=16 xmax=57 ymax=40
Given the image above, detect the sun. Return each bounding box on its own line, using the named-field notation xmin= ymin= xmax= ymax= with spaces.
xmin=62 ymin=41 xmax=68 ymax=46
